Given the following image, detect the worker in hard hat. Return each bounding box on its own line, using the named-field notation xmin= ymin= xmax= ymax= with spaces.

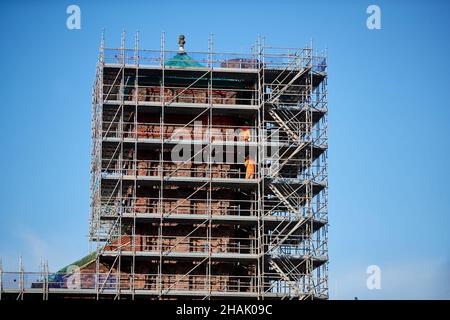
xmin=244 ymin=155 xmax=255 ymax=179
xmin=240 ymin=122 xmax=251 ymax=142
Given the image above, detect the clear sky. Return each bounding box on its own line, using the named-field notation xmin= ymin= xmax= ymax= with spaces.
xmin=0 ymin=0 xmax=449 ymax=299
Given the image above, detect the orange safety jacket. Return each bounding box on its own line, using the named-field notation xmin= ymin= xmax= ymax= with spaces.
xmin=245 ymin=158 xmax=255 ymax=173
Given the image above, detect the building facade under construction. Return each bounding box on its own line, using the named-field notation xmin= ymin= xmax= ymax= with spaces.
xmin=0 ymin=33 xmax=328 ymax=300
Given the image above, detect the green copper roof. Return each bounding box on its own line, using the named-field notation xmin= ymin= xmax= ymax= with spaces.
xmin=165 ymin=52 xmax=204 ymax=68
xmin=57 ymin=251 xmax=97 ymax=273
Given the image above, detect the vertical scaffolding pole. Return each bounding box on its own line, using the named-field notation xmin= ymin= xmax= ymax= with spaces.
xmin=256 ymin=34 xmax=264 ymax=299
xmin=0 ymin=258 xmax=3 ymax=301
xmin=206 ymin=32 xmax=213 ymax=299
xmin=94 ymin=29 xmax=105 ymax=300
xmin=18 ymin=256 xmax=24 ymax=301
xmin=131 ymin=30 xmax=139 ymax=298
xmin=158 ymin=31 xmax=165 ymax=297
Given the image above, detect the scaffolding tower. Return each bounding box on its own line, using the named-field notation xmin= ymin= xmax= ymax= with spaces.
xmin=0 ymin=32 xmax=328 ymax=300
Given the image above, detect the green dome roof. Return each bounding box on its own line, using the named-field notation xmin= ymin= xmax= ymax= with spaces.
xmin=165 ymin=52 xmax=204 ymax=68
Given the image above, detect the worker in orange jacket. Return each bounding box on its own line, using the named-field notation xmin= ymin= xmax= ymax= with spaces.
xmin=240 ymin=122 xmax=251 ymax=142
xmin=245 ymin=156 xmax=255 ymax=179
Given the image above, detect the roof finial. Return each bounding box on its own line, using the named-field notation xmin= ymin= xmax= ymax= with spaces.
xmin=178 ymin=35 xmax=186 ymax=53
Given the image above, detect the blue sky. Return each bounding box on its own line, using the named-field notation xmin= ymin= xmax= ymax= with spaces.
xmin=0 ymin=0 xmax=449 ymax=299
